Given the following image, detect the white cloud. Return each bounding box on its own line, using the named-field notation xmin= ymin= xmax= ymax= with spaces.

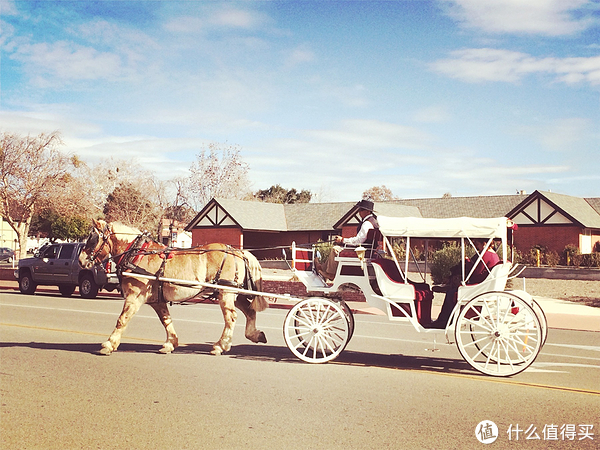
xmin=284 ymin=46 xmax=316 ymax=68
xmin=442 ymin=0 xmax=594 ymax=36
xmin=8 ymin=40 xmax=124 ymax=85
xmin=307 ymin=119 xmax=434 ymax=151
xmin=210 ymin=8 xmax=266 ymax=29
xmin=164 ymin=6 xmax=267 ymax=33
xmin=516 ymin=118 xmax=594 ymax=152
xmin=0 ymin=0 xmax=17 ymax=15
xmin=414 ymin=105 xmax=452 ymax=123
xmin=432 ymin=48 xmax=600 ymax=85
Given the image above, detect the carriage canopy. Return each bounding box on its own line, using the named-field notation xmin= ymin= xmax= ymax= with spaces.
xmin=376 ymin=216 xmax=511 ymax=240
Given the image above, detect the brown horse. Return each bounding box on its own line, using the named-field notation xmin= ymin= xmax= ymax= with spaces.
xmin=79 ymin=219 xmax=268 ymax=356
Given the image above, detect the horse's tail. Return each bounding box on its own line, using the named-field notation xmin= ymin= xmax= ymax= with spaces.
xmin=242 ymin=251 xmax=269 ymax=312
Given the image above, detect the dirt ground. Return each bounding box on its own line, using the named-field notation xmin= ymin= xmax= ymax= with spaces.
xmin=512 ymin=278 xmax=600 ymax=307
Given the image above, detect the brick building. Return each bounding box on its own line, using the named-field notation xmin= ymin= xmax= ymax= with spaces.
xmin=185 ymin=198 xmax=419 ymax=258
xmin=185 ymin=191 xmax=600 ymax=258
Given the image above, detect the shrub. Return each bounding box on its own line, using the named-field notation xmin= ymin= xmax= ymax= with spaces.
xmin=545 ymin=250 xmax=560 ymax=267
xmin=563 ymin=244 xmax=579 ymax=266
xmin=429 ymin=243 xmax=463 ymax=285
xmin=313 ymin=240 xmax=333 ymax=264
xmin=573 ymin=252 xmax=600 ymax=268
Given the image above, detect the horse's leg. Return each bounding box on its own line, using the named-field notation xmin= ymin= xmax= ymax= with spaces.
xmin=211 ymin=291 xmax=237 ymax=355
xmin=149 ymin=302 xmax=179 ymax=354
xmin=235 ymin=296 xmax=267 ymax=344
xmin=100 ymin=293 xmax=146 ymax=355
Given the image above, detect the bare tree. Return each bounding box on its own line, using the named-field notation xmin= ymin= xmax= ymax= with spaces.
xmin=362 ymin=185 xmax=400 ymax=202
xmin=103 ymin=182 xmax=160 ymax=231
xmin=0 ymin=131 xmax=74 ymax=258
xmin=186 ymin=143 xmax=251 ymax=210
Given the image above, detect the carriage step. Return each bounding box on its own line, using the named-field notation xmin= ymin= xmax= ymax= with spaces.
xmin=294 ymin=270 xmax=328 ymax=289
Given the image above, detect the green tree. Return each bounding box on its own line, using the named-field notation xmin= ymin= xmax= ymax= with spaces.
xmin=31 ymin=209 xmax=89 ymax=242
xmin=253 ymin=185 xmax=312 ymax=204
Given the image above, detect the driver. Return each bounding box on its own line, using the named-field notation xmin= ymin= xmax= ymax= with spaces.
xmin=315 ymin=199 xmax=379 ymax=280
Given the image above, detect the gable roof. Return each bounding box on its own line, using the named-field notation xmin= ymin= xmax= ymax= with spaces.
xmin=333 ymin=202 xmax=422 ymax=229
xmin=186 ymin=198 xmax=360 ymax=232
xmin=506 ymin=190 xmax=600 ymax=228
xmin=585 ymin=197 xmax=600 ymax=216
xmin=186 ymin=198 xmax=287 ymax=231
xmin=188 ymin=199 xmax=421 ymax=232
xmin=187 ymin=191 xmax=600 ymax=234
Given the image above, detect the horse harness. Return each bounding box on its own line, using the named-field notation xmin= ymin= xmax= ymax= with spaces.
xmin=115 ymin=235 xmax=254 ymax=303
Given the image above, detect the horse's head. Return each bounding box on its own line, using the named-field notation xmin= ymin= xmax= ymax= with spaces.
xmin=79 ymin=219 xmax=114 ymax=269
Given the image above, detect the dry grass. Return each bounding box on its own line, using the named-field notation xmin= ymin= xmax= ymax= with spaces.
xmin=517 ymin=278 xmax=600 ymax=307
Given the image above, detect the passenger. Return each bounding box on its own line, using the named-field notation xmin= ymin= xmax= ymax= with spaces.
xmin=315 ymin=199 xmax=379 ymax=281
xmin=429 ymin=238 xmax=500 ymax=329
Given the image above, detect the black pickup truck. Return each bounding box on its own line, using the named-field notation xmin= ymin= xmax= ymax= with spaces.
xmin=15 ymin=242 xmax=120 ymax=298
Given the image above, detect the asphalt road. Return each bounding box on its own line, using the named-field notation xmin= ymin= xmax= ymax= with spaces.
xmin=1 ymin=290 xmax=599 ymax=449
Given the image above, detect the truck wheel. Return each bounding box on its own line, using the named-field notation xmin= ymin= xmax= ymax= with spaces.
xmin=79 ymin=274 xmax=99 ymax=299
xmin=59 ymin=284 xmax=76 ymax=297
xmin=19 ymin=272 xmax=37 ymax=295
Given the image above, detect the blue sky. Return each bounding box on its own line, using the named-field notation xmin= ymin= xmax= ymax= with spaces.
xmin=1 ymin=0 xmax=599 ymax=202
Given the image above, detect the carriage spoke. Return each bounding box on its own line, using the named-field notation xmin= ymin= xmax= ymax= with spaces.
xmin=284 ymin=298 xmax=351 ymax=364
xmin=456 ymin=292 xmax=543 ymax=377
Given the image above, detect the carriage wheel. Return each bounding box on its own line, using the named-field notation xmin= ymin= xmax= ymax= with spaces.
xmin=292 ymin=299 xmax=354 ymax=349
xmin=284 ymin=298 xmax=352 ymax=363
xmin=339 ymin=300 xmax=355 ymax=341
xmin=455 ymin=291 xmax=542 ymax=377
xmin=530 ymin=297 xmax=548 ymax=347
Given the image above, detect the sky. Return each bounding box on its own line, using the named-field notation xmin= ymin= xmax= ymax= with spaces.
xmin=1 ymin=0 xmax=599 ymax=203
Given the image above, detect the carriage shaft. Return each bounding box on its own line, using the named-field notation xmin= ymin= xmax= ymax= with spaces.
xmin=121 ymin=271 xmax=303 ymax=303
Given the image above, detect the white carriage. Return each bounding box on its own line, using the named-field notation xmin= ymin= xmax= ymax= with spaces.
xmin=284 ymin=216 xmax=548 ymax=377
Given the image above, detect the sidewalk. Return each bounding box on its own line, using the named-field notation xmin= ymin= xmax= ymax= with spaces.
xmin=2 ymin=271 xmax=599 ymax=333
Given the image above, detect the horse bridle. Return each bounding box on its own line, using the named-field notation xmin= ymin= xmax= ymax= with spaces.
xmin=86 ymin=224 xmax=114 ymax=265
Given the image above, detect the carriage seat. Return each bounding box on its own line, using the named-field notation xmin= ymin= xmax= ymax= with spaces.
xmin=457 ymin=262 xmax=512 ymax=302
xmin=338 ymin=228 xmax=382 ymax=258
xmin=371 ymin=259 xmax=432 ymax=325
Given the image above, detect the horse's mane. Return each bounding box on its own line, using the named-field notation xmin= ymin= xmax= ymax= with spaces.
xmin=94 ymin=219 xmax=141 ymax=238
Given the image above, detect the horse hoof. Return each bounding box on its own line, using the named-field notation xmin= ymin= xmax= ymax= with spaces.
xmin=159 ymin=344 xmax=174 ymax=354
xmin=257 ymin=331 xmax=267 ymax=344
xmin=99 ymin=345 xmax=113 ymax=355
xmin=210 ymin=347 xmax=222 ymax=356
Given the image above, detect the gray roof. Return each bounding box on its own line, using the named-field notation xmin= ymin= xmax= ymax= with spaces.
xmin=333 ymin=202 xmax=422 ymax=229
xmin=214 ymin=198 xmax=288 ymax=231
xmin=189 ymin=198 xmax=360 ymax=232
xmin=284 ymin=202 xmax=356 ymax=231
xmin=395 ymin=195 xmax=526 ymax=218
xmin=538 ymin=191 xmax=600 ymax=228
xmin=188 ymin=192 xmax=600 ymax=232
xmin=585 ymin=198 xmax=600 ymax=215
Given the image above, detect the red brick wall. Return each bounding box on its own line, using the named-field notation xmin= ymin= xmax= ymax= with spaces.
xmin=244 ymin=231 xmax=331 ymax=259
xmin=190 ymin=228 xmax=332 ymax=258
xmin=191 ymin=227 xmax=243 ymax=248
xmin=513 ymin=225 xmax=581 ymax=254
xmin=341 ymin=225 xmax=357 ymax=238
